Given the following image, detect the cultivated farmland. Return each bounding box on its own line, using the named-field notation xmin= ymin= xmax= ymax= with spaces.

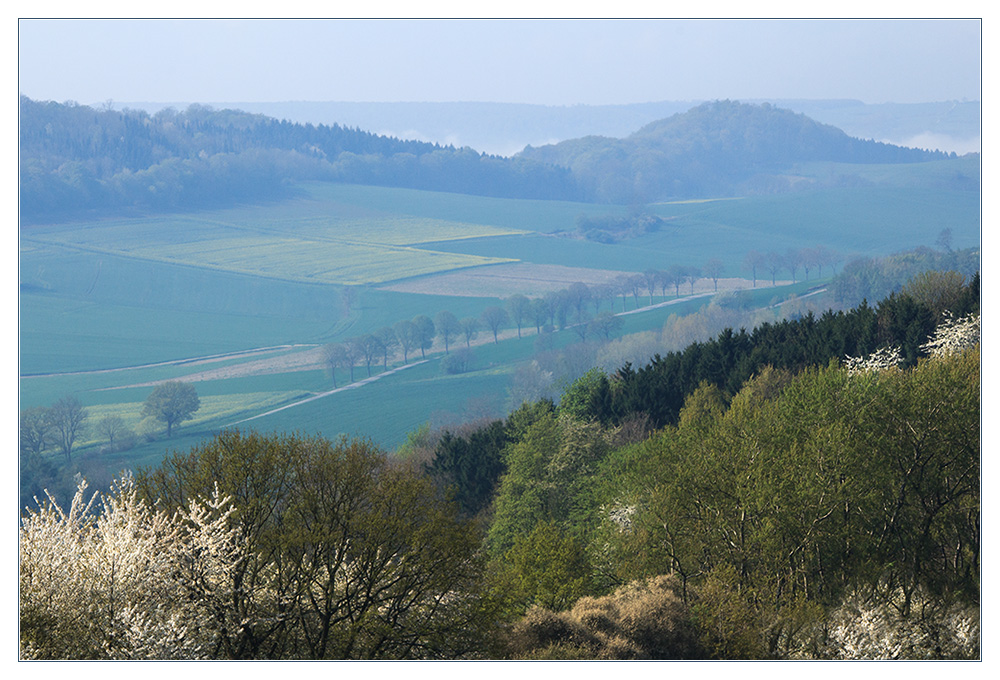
xmin=23 ymin=211 xmax=524 ymax=286
xmin=19 ymin=170 xmax=981 ymax=493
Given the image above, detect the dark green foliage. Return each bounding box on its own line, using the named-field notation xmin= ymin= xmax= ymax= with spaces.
xmin=440 ymin=347 xmax=475 ymax=375
xmin=575 ymin=212 xmax=664 ymax=242
xmin=595 ymin=272 xmax=978 ymax=429
xmin=875 ymin=293 xmax=936 ymax=367
xmin=427 ymin=418 xmax=509 ymax=517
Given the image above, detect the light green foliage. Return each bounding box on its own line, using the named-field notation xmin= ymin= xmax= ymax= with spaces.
xmin=596 ymin=345 xmax=980 ymax=657
xmin=676 ymin=381 xmax=727 ymax=429
xmin=395 ymin=422 xmax=433 ymax=461
xmin=142 ymin=381 xmax=200 ymax=437
xmin=558 ymin=368 xmax=609 ymax=421
xmin=488 ymin=411 xmax=610 ymax=560
xmin=498 ymin=521 xmax=594 ymax=612
xmin=901 ymin=269 xmax=967 ymax=320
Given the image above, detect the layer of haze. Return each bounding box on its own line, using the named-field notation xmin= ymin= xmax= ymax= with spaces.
xmin=18 ymin=19 xmax=981 ymax=107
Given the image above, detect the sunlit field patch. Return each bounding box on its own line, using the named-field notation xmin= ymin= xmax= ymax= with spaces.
xmin=78 ymin=390 xmax=307 ymax=448
xmin=26 ymin=228 xmax=516 ymax=285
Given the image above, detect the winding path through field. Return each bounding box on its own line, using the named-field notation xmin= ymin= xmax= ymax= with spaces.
xmin=223 ymin=359 xmax=429 ymax=427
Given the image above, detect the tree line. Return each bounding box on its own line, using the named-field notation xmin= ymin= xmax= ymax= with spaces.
xmin=21 ymin=97 xmax=970 ymax=223
xmin=320 ymin=266 xmax=747 ymax=386
xmin=20 ymin=269 xmax=980 ymax=659
xmin=19 ymin=96 xmax=581 ymax=222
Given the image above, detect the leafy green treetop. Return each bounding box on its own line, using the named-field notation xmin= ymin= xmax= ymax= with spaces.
xmin=142 ymin=381 xmax=200 ymax=437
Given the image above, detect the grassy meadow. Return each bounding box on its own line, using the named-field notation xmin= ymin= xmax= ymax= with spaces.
xmin=19 ymin=166 xmax=979 ymax=483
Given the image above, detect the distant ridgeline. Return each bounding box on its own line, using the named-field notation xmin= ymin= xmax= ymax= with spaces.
xmin=18 ymin=96 xmax=580 ymax=222
xmin=518 ymin=100 xmax=961 ymax=203
xmin=20 ymin=96 xmax=966 ymax=221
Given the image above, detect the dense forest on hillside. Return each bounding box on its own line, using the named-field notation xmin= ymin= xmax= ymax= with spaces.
xmin=18 ymin=96 xmax=581 ymax=222
xmin=20 ymin=96 xmax=970 ymax=222
xmin=519 ymin=100 xmax=964 ymax=203
xmin=20 ymin=269 xmax=980 ymax=659
xmin=167 ymin=98 xmax=978 ymax=158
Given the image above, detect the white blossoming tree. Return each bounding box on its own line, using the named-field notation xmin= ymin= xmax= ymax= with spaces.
xmin=920 ymin=311 xmax=980 ymax=357
xmin=845 ymin=310 xmax=980 ymax=376
xmin=19 ymin=476 xmax=242 ymax=659
xmin=844 ymin=344 xmax=903 ymax=375
xmin=809 ymin=588 xmax=979 ymax=660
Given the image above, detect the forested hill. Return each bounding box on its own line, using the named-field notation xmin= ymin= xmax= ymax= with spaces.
xmin=19 ymin=96 xmax=967 ymax=223
xmin=518 ymin=100 xmax=959 ymax=203
xmin=18 ymin=96 xmax=580 ymax=222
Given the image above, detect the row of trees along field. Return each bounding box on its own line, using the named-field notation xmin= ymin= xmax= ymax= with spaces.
xmin=321 ymin=245 xmax=846 ymax=385
xmin=19 ymin=96 xmax=580 ymax=222
xmin=20 ymin=269 xmax=979 ymax=659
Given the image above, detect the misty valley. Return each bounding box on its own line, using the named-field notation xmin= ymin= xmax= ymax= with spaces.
xmin=18 ymin=96 xmax=980 ymax=660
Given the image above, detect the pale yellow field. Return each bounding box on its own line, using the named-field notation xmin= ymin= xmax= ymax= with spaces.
xmin=27 ymin=229 xmax=516 ymax=285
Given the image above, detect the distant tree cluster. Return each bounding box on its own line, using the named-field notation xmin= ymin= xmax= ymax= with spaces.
xmin=19 ymin=382 xmax=200 ymax=511
xmin=564 ymin=271 xmax=978 ymax=431
xmin=743 ymin=245 xmax=842 ymax=286
xmin=575 ymin=211 xmax=665 ymax=243
xmin=830 ymin=246 xmax=980 ymax=310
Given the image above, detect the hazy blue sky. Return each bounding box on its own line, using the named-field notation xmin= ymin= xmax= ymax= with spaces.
xmin=19 ymin=18 xmax=981 ymax=106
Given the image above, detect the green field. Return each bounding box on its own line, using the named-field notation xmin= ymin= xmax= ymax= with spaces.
xmin=19 ymin=172 xmax=980 ymax=487
xmin=423 ymin=185 xmax=981 ymax=275
xmin=23 ymin=208 xmax=522 ymax=286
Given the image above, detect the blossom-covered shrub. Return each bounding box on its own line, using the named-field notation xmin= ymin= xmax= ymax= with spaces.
xmin=921 ymin=312 xmax=980 ymax=357
xmin=19 ymin=476 xmax=242 ymax=659
xmin=808 ymin=589 xmax=979 ymax=660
